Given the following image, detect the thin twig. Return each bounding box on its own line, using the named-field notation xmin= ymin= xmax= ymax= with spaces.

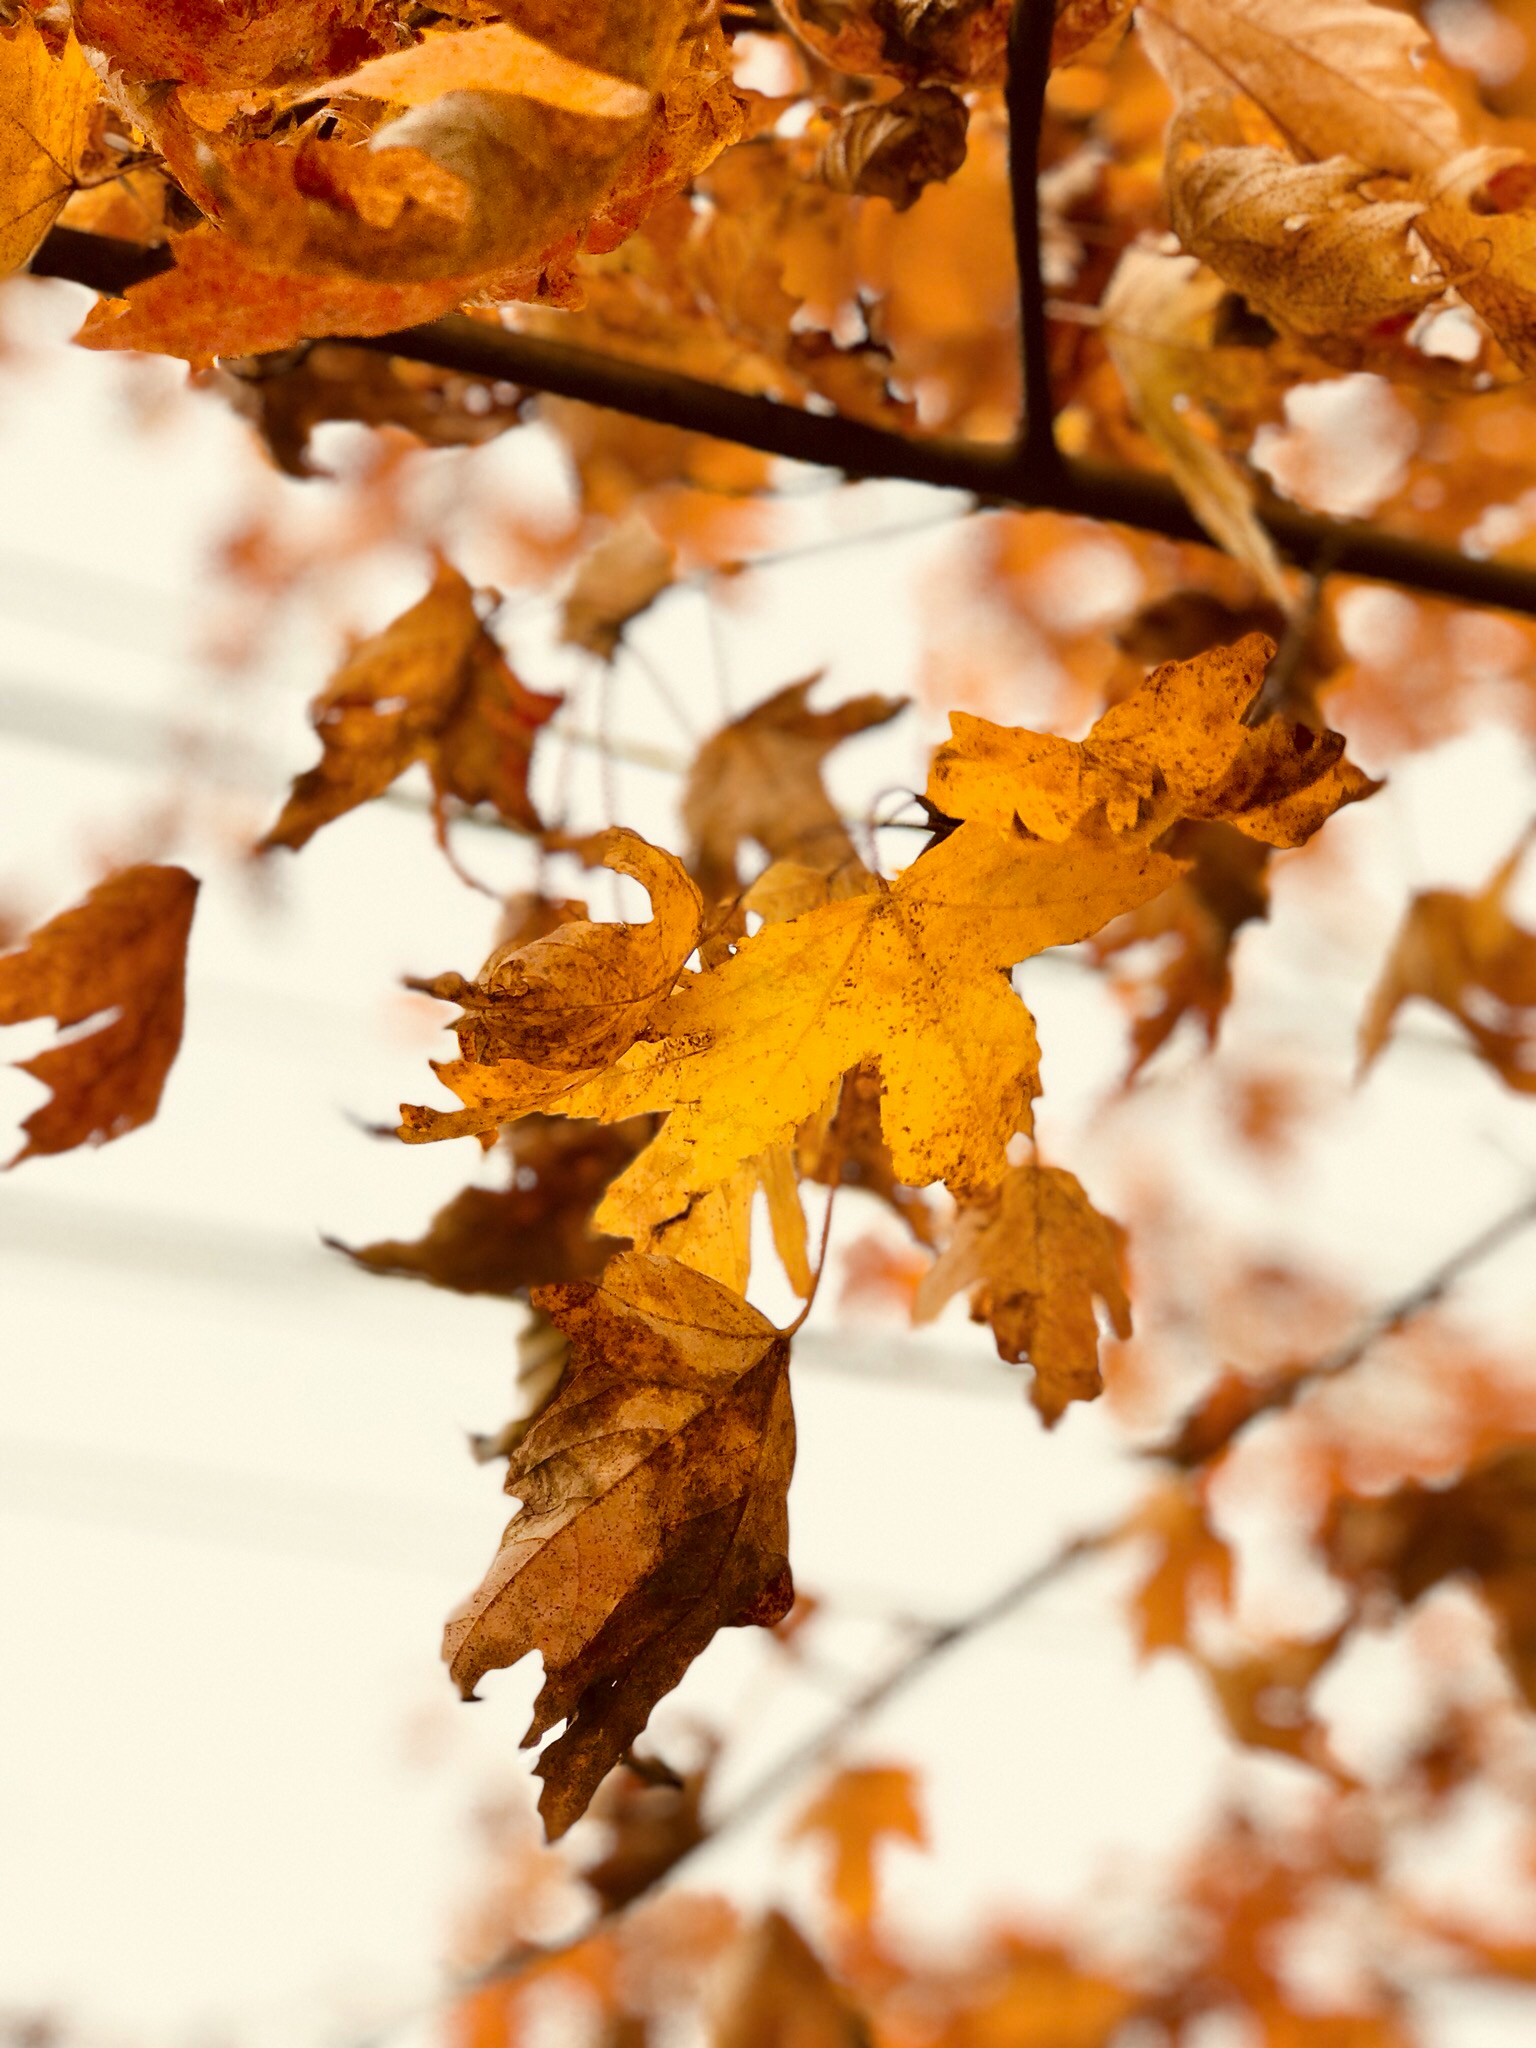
xmin=1155 ymin=1182 xmax=1536 ymax=1464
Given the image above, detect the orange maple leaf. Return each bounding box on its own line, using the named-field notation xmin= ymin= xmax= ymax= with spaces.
xmin=0 ymin=865 xmax=198 ymax=1164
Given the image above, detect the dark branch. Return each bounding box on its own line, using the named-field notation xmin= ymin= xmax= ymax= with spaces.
xmin=33 ymin=224 xmax=1536 ymax=621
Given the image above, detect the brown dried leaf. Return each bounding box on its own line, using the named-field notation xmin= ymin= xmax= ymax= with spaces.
xmin=333 ymin=1116 xmax=650 ymax=1296
xmin=582 ymin=1746 xmax=715 ymax=1913
xmin=260 ymin=558 xmax=559 ymax=853
xmin=1360 ymin=831 xmax=1536 ymax=1092
xmin=1090 ymin=820 xmax=1271 ymax=1074
xmin=712 ymin=1912 xmax=867 ymax=2048
xmin=442 ymin=1252 xmax=795 ymax=1838
xmin=1166 ymin=106 xmax=1439 ymax=343
xmin=73 ymin=0 xmax=398 ymax=91
xmin=913 ymin=1162 xmax=1132 ymax=1424
xmin=209 ymin=345 xmax=527 ymax=481
xmin=407 ymin=830 xmax=703 ymax=1130
xmin=779 ymin=0 xmax=1012 ymax=87
xmin=819 ymin=85 xmax=969 ymax=214
xmin=1326 ymin=1445 xmax=1536 ymax=1708
xmin=560 ymin=518 xmax=677 ymax=660
xmin=682 ymin=676 xmax=906 ymax=902
xmin=1099 ymin=246 xmax=1292 ymax=609
xmin=74 ymin=227 xmax=477 ymax=369
xmin=0 ymin=865 xmax=199 ymax=1165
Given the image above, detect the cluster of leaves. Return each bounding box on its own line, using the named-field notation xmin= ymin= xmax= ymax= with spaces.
xmin=435 ymin=1642 xmax=1536 ymax=2048
xmin=11 ymin=0 xmax=1536 ymax=2039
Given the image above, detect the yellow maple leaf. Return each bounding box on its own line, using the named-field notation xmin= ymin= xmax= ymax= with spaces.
xmin=0 ymin=21 xmax=97 ymax=279
xmin=928 ymin=634 xmax=1377 ymax=849
xmin=912 ymin=1162 xmax=1132 ymax=1425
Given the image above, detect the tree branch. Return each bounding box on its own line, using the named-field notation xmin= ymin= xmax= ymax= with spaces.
xmin=33 ymin=224 xmax=1536 ymax=622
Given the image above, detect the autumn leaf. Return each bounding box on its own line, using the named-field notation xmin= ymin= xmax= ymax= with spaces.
xmin=442 ymin=1252 xmax=794 ymax=1837
xmin=581 ymin=1744 xmax=715 ymax=1913
xmin=681 ymin=676 xmax=907 ymax=901
xmin=1052 ymin=0 xmax=1136 ymax=66
xmin=1135 ymin=0 xmax=1462 ymax=182
xmin=75 ymin=227 xmax=478 ymax=369
xmin=260 ymin=558 xmax=559 ymax=855
xmin=1326 ymin=1445 xmax=1536 ymax=1708
xmin=1359 ymin=831 xmax=1536 ymax=1092
xmin=791 ymin=1765 xmax=926 ymax=1932
xmin=819 ymin=85 xmax=970 ymax=214
xmin=560 ymin=517 xmax=677 ymax=660
xmin=1198 ymin=1629 xmax=1349 ymax=1772
xmin=778 ymin=0 xmax=1012 ymax=87
xmin=333 ymin=1116 xmax=648 ymax=1297
xmin=1100 ymin=247 xmax=1292 ymax=610
xmin=406 ymin=830 xmax=703 ymax=1129
xmin=0 ymin=20 xmax=97 ymax=280
xmin=929 ymin=634 xmax=1376 ymax=850
xmin=1165 ymin=102 xmax=1440 ymax=345
xmin=713 ymin=1912 xmax=867 ymax=2048
xmin=0 ymin=865 xmax=199 ymax=1165
xmin=211 ymin=344 xmax=527 ymax=481
xmin=913 ymin=1162 xmax=1132 ymax=1424
xmin=1138 ymin=0 xmax=1536 ymax=373
xmin=1091 ymin=821 xmax=1271 ymax=1074
xmin=1123 ymin=1480 xmax=1234 ymax=1657
xmin=73 ymin=0 xmax=399 ymax=91
xmin=550 ymin=820 xmax=1182 ymax=1242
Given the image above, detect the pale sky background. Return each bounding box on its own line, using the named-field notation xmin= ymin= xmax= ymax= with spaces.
xmin=4 ymin=271 xmax=1536 ymax=2048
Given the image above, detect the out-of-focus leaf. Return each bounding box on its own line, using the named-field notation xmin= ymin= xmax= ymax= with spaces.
xmin=0 ymin=865 xmax=198 ymax=1165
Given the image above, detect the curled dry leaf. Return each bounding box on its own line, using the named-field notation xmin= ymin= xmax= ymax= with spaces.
xmin=1166 ymin=104 xmax=1440 ymax=345
xmin=0 ymin=20 xmax=97 ymax=279
xmin=791 ymin=1765 xmax=927 ymax=1933
xmin=405 ymin=828 xmax=703 ymax=1135
xmin=913 ymin=1162 xmax=1131 ymax=1424
xmin=819 ymin=84 xmax=970 ymax=214
xmin=0 ymin=865 xmax=199 ymax=1165
xmin=1360 ymin=831 xmax=1536 ymax=1092
xmin=259 ymin=558 xmax=559 ymax=855
xmin=1051 ymin=0 xmax=1136 ymax=66
xmin=442 ymin=1251 xmax=795 ymax=1838
xmin=1139 ymin=0 xmax=1536 ymax=373
xmin=560 ymin=517 xmax=677 ymax=660
xmin=1325 ymin=1445 xmax=1536 ymax=1708
xmin=333 ymin=1116 xmax=649 ymax=1297
xmin=929 ymin=634 xmax=1376 ymax=850
xmin=1099 ymin=245 xmax=1292 ymax=609
xmin=778 ymin=0 xmax=1012 ymax=87
xmin=681 ymin=675 xmax=906 ymax=902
